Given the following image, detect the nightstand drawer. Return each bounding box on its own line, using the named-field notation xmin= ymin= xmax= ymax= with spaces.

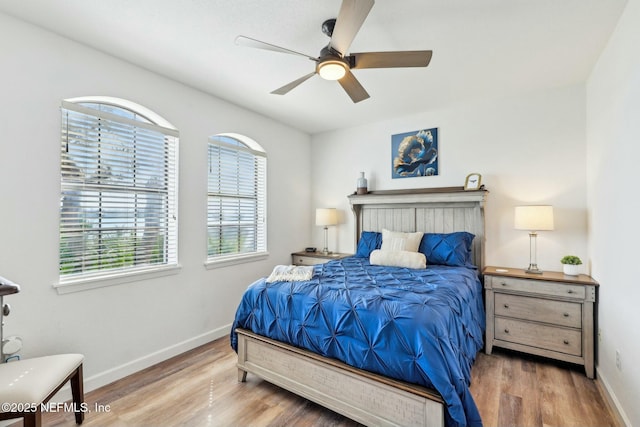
xmin=292 ymin=255 xmax=327 ymax=266
xmin=488 ymin=276 xmax=585 ymax=300
xmin=495 ymin=294 xmax=582 ymax=328
xmin=291 ymin=252 xmax=351 ymax=266
xmin=495 ymin=317 xmax=582 ymax=356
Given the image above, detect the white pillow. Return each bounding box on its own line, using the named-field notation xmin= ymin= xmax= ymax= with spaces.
xmin=380 ymin=229 xmax=423 ymax=252
xmin=370 ymin=249 xmax=426 ymax=269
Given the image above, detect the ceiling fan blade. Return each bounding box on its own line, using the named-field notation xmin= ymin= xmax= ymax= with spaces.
xmin=338 ymin=70 xmax=370 ymax=103
xmin=235 ymin=36 xmax=317 ymax=62
xmin=271 ymin=72 xmax=317 ymax=95
xmin=351 ymin=50 xmax=433 ymax=69
xmin=329 ymin=0 xmax=375 ymax=56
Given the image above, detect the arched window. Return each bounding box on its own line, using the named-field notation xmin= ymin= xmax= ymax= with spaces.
xmin=207 ymin=133 xmax=267 ymax=264
xmin=59 ymin=97 xmax=178 ymax=287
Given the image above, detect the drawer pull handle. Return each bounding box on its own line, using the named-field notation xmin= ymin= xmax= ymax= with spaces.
xmin=504 ymin=328 xmax=510 ymax=334
xmin=567 ymin=290 xmax=574 ymax=294
xmin=563 ymin=313 xmax=570 ymax=317
xmin=563 ymin=339 xmax=570 ymax=345
xmin=500 ymin=282 xmax=507 ymax=286
xmin=503 ymin=304 xmax=509 ymax=309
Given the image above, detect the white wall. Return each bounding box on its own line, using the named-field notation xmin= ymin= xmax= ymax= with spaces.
xmin=0 ymin=13 xmax=311 ymax=389
xmin=311 ymin=85 xmax=589 ymax=274
xmin=587 ymin=0 xmax=639 ymax=425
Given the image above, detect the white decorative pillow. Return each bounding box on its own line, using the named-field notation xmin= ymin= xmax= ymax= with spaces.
xmin=370 ymin=249 xmax=427 ymax=269
xmin=380 ymin=229 xmax=423 ymax=253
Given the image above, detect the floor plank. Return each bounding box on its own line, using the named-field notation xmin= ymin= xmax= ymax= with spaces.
xmin=497 ymin=393 xmax=523 ymax=427
xmin=30 ymin=339 xmax=619 ymax=427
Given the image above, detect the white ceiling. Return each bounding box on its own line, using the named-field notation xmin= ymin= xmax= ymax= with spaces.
xmin=0 ymin=0 xmax=627 ymax=134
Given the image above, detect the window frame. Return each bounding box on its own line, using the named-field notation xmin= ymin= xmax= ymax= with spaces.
xmin=56 ymin=97 xmax=180 ymax=293
xmin=205 ymin=133 xmax=268 ymax=269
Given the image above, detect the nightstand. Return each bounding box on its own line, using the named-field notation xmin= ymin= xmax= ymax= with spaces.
xmin=484 ymin=266 xmax=598 ymax=378
xmin=291 ymin=251 xmax=351 ymax=266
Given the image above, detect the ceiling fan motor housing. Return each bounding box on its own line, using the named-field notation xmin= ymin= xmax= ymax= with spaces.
xmin=316 ymin=45 xmax=350 ymax=80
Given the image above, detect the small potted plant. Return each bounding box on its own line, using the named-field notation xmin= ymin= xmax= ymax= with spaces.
xmin=560 ymin=255 xmax=582 ymax=276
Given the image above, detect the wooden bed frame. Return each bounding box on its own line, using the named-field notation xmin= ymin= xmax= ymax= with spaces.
xmin=236 ymin=187 xmax=488 ymax=427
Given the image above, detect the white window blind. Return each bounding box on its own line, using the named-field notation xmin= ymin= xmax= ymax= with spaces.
xmin=207 ymin=135 xmax=266 ymax=259
xmin=60 ymin=100 xmax=178 ymax=282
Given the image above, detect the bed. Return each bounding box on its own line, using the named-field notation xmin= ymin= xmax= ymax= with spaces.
xmin=231 ymin=187 xmax=488 ymax=427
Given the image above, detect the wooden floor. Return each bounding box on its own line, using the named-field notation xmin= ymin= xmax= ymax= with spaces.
xmin=35 ymin=337 xmax=618 ymax=427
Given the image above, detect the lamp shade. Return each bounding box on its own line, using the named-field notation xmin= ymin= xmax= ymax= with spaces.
xmin=514 ymin=205 xmax=554 ymax=231
xmin=316 ymin=208 xmax=338 ymax=226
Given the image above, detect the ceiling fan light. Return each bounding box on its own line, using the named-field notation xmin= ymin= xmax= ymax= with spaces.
xmin=318 ymin=60 xmax=347 ymax=80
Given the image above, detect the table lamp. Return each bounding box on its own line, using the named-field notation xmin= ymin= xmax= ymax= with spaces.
xmin=316 ymin=208 xmax=338 ymax=255
xmin=514 ymin=205 xmax=554 ymax=274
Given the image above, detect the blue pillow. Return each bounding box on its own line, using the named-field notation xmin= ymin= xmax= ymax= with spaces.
xmin=418 ymin=232 xmax=475 ymax=267
xmin=355 ymin=231 xmax=382 ymax=257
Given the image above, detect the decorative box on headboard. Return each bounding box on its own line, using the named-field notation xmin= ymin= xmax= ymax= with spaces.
xmin=348 ymin=186 xmax=488 ymax=269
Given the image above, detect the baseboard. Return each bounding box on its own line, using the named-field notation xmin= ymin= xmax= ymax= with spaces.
xmin=51 ymin=323 xmax=232 ymax=402
xmin=595 ymin=367 xmax=631 ymax=427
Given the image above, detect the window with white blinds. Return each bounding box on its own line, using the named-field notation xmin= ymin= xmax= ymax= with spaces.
xmin=207 ymin=134 xmax=266 ymax=261
xmin=59 ymin=99 xmax=178 ymax=283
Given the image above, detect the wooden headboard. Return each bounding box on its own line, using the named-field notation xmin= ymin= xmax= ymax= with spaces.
xmin=348 ymin=187 xmax=488 ymax=269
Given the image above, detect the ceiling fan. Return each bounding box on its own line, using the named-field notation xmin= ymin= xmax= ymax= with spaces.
xmin=235 ymin=0 xmax=433 ymax=103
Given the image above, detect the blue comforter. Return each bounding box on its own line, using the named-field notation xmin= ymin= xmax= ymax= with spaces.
xmin=231 ymin=256 xmax=485 ymax=427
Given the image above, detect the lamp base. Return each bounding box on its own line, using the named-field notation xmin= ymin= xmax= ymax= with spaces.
xmin=525 ymin=264 xmax=543 ymax=274
xmin=524 ymin=232 xmax=543 ymax=274
xmin=321 ymin=226 xmax=331 ymax=255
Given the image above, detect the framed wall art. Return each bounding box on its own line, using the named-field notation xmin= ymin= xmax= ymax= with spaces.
xmin=391 ymin=128 xmax=438 ymax=179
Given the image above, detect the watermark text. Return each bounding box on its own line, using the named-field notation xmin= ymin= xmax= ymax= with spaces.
xmin=1 ymin=401 xmax=111 ymax=413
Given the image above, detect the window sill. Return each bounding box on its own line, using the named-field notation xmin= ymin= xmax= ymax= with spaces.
xmin=204 ymin=252 xmax=269 ymax=269
xmin=54 ymin=264 xmax=182 ymax=294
